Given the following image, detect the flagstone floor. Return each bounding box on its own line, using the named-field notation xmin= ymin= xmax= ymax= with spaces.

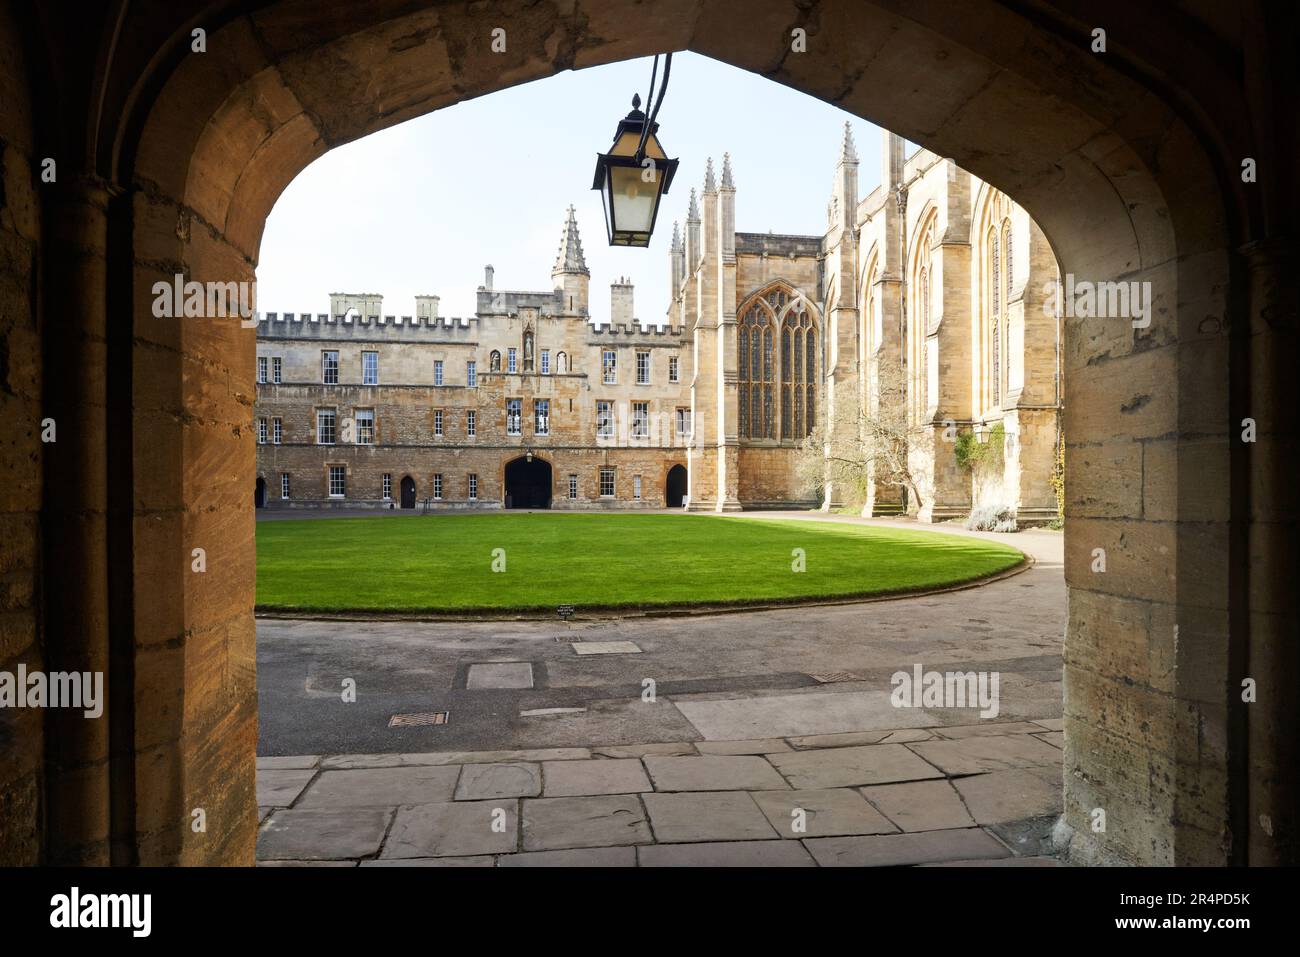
xmin=256 ymin=719 xmax=1065 ymax=867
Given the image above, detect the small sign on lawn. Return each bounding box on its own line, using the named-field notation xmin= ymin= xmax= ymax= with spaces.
xmin=556 ymin=604 xmax=576 ymax=620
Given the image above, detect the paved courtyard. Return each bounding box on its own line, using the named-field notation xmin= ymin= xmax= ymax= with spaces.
xmin=258 ymin=719 xmax=1064 ymax=866
xmin=257 ymin=515 xmax=1065 ymax=865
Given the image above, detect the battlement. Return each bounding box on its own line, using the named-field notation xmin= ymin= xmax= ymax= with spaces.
xmin=585 ymin=322 xmax=685 ymax=340
xmin=255 ymin=311 xmax=480 ymax=341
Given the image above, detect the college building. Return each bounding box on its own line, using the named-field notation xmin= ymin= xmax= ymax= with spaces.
xmin=254 ymin=129 xmax=1062 ymax=520
xmin=253 ymin=207 xmax=692 ymax=510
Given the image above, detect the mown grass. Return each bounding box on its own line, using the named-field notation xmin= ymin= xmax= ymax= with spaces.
xmin=255 ymin=512 xmax=1024 ymax=614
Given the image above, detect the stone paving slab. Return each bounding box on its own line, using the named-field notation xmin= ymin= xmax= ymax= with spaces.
xmin=382 ymin=801 xmax=519 ymax=858
xmin=1033 ymin=731 xmax=1064 ymax=749
xmin=257 ymin=755 xmax=320 ymax=770
xmin=786 ymin=729 xmax=932 ymax=749
xmin=920 ymin=856 xmax=1062 ymax=867
xmin=696 ymin=738 xmax=791 ymax=755
xmin=641 ymin=791 xmax=779 ymax=843
xmin=644 ymin=755 xmax=789 ymax=792
xmin=541 ymin=758 xmax=652 ymax=796
xmin=256 ymin=769 xmax=317 ymax=807
xmin=951 ymin=767 xmax=1063 ymax=825
xmin=1033 ymin=718 xmax=1065 ymax=731
xmin=320 ymin=747 xmax=590 ymax=770
xmin=258 ymin=808 xmax=393 ymax=861
xmin=751 ymin=788 xmax=898 ymax=838
xmin=466 ymin=662 xmax=534 ymax=689
xmin=907 ymin=735 xmax=1063 ymax=775
xmin=591 ymin=742 xmax=698 ymax=758
xmin=360 ymin=856 xmax=495 ymax=867
xmin=804 ymin=827 xmax=1011 ymax=867
xmin=932 ymin=721 xmax=1053 ymax=739
xmin=767 ymin=744 xmax=943 ymax=789
xmin=297 ymin=765 xmax=461 ymax=808
xmin=638 ymin=841 xmax=816 ymax=867
xmin=675 ymin=690 xmax=941 ymax=739
xmin=859 ymin=780 xmax=977 ymax=832
xmin=521 ymin=795 xmax=652 ymax=850
xmin=257 ymin=859 xmax=358 ymax=867
xmin=497 ymin=846 xmax=637 ymax=867
xmin=454 ymin=762 xmax=542 ymax=800
xmin=572 ymin=641 xmax=642 ymax=655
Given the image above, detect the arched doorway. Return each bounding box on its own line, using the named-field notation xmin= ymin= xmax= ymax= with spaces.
xmin=504 ymin=456 xmax=552 ymax=509
xmin=254 ymin=477 xmax=266 ymax=508
xmin=25 ymin=0 xmax=1280 ymax=868
xmin=665 ymin=465 xmax=687 ymax=508
xmin=400 ymin=476 xmax=416 ymax=509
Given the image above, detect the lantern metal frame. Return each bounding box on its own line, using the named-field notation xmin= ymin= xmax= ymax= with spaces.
xmin=590 ymin=54 xmax=679 ymax=247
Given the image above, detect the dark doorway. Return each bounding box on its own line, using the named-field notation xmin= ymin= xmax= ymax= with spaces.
xmin=504 ymin=456 xmax=552 ymax=509
xmin=666 ymin=464 xmax=687 ymax=508
xmin=400 ymin=476 xmax=416 ymax=509
xmin=255 ymin=477 xmax=266 ymax=508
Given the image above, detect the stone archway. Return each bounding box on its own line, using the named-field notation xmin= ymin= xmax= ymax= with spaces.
xmin=504 ymin=456 xmax=553 ymax=510
xmin=399 ymin=476 xmax=416 ymax=510
xmin=666 ymin=465 xmax=688 ymax=508
xmin=6 ymin=1 xmax=1294 ymax=868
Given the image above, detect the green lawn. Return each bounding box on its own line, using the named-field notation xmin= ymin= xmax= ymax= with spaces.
xmin=255 ymin=513 xmax=1025 ymax=614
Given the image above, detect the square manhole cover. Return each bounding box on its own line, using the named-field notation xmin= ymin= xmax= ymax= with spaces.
xmin=808 ymin=672 xmax=862 ymax=684
xmin=388 ymin=711 xmax=449 ymax=728
xmin=466 ymin=662 xmax=535 ymax=689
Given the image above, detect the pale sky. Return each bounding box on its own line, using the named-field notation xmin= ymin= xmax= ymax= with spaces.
xmin=257 ymin=52 xmax=895 ymax=324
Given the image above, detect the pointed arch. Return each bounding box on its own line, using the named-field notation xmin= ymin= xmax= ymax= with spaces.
xmin=737 ymin=281 xmax=822 ymax=442
xmin=975 ymin=186 xmax=1014 ymax=415
xmin=908 ymin=206 xmax=939 ymax=425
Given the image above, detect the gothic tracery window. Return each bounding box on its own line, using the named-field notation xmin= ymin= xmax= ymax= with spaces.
xmin=909 ymin=212 xmax=936 ymax=424
xmin=738 ymin=286 xmax=818 ymax=441
xmin=982 ymin=191 xmax=1013 ymax=412
xmin=738 ymin=301 xmax=774 ymax=439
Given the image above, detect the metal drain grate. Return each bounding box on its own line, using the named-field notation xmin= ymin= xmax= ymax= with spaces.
xmin=388 ymin=710 xmax=449 ymax=728
xmin=808 ymin=672 xmax=862 ymax=684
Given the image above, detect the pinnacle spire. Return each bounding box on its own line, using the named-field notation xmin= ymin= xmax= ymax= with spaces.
xmin=840 ymin=121 xmax=859 ymax=165
xmin=703 ymin=157 xmax=717 ymax=193
xmin=671 ymin=221 xmax=681 ymax=249
xmin=552 ymin=205 xmax=589 ymax=276
xmin=687 ymin=188 xmax=700 ymax=221
xmin=720 ymin=152 xmax=735 ymax=189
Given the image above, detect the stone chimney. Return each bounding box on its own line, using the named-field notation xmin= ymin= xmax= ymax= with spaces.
xmin=611 ymin=276 xmax=634 ymax=326
xmin=415 ymin=295 xmax=440 ymax=321
xmin=484 ymin=264 xmax=494 ymax=290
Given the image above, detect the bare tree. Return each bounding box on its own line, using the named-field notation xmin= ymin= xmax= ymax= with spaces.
xmin=796 ymin=360 xmax=924 ymax=511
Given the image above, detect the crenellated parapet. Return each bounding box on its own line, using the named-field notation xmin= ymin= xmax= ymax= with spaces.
xmin=585 ymin=322 xmax=685 ymax=341
xmin=255 ymin=311 xmax=482 ymax=342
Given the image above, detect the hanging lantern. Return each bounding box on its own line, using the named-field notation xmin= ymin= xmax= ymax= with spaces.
xmin=591 ymin=93 xmax=679 ymax=247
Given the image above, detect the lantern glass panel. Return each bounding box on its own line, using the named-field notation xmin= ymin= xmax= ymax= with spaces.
xmin=610 ymin=164 xmax=657 ymax=234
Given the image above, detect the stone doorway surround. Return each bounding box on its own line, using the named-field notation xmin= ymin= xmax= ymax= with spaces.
xmin=2 ymin=1 xmax=1294 ymax=867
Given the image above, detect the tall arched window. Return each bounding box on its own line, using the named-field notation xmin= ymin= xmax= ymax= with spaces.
xmin=785 ymin=306 xmax=816 ymax=438
xmin=980 ymin=190 xmax=1013 ymax=412
xmin=738 ymin=285 xmax=818 ymax=441
xmin=738 ymin=300 xmax=773 ymax=439
xmin=910 ymin=212 xmax=936 ymax=424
